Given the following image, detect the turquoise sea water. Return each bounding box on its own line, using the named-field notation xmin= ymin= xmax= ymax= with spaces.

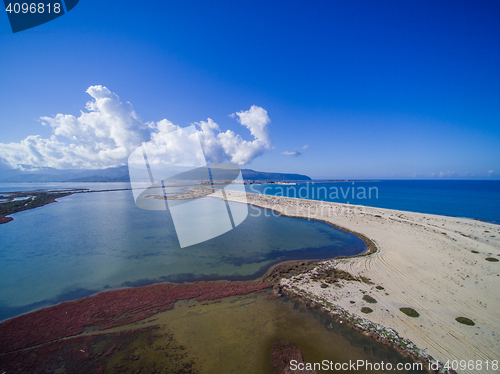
xmin=243 ymin=180 xmax=500 ymax=223
xmin=0 ymin=184 xmax=366 ymax=321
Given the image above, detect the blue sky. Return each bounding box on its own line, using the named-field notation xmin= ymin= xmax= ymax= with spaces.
xmin=0 ymin=0 xmax=499 ymax=179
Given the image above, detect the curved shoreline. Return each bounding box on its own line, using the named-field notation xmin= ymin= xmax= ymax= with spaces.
xmin=0 ymin=188 xmax=424 ymax=372
xmin=245 ymin=200 xmax=379 ymax=258
xmin=0 ymin=192 xmax=367 ymax=323
xmin=0 ymin=191 xmax=74 ymax=225
xmin=2 ymin=187 xmax=498 ymax=373
xmin=219 ymin=189 xmax=500 ymax=374
xmin=209 ymin=191 xmax=440 ymax=370
xmin=251 ymin=204 xmax=444 ymax=372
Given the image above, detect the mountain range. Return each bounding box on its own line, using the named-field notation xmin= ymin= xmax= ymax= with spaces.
xmin=0 ymin=166 xmax=311 ymax=183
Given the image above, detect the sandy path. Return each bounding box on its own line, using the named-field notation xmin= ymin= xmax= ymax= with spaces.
xmin=219 ymin=190 xmax=500 ymax=373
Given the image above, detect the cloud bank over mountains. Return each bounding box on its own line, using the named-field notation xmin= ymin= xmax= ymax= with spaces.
xmin=0 ymin=86 xmax=272 ymax=170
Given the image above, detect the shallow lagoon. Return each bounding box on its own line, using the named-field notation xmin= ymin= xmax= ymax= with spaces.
xmin=94 ymin=292 xmax=423 ymax=374
xmin=0 ymin=187 xmax=366 ymax=321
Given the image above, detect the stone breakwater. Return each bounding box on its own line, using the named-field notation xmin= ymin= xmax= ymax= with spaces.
xmin=0 ymin=280 xmax=269 ymax=354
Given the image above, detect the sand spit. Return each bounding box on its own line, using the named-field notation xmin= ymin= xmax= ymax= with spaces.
xmin=221 ymin=190 xmax=500 ymax=374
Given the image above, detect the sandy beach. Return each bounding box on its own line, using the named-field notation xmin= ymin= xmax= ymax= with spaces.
xmin=221 ymin=189 xmax=500 ymax=373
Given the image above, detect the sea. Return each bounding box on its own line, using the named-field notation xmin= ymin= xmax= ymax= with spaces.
xmin=0 ymin=179 xmax=498 ymax=321
xmin=241 ymin=180 xmax=500 ymax=224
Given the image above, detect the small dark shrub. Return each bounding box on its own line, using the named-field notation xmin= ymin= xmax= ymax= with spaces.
xmin=362 ymin=295 xmax=377 ymax=304
xmin=456 ymin=317 xmax=475 ymax=326
xmin=400 ymin=308 xmax=419 ymax=317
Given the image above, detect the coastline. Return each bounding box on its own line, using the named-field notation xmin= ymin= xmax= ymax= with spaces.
xmin=0 ymin=191 xmax=74 ymax=225
xmin=1 ymin=187 xmax=498 ymax=372
xmin=220 ymin=189 xmax=500 ymax=373
xmin=0 ymin=280 xmax=420 ymax=374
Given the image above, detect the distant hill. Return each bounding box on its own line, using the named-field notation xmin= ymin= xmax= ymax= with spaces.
xmin=0 ymin=166 xmax=310 ymax=183
xmin=0 ymin=166 xmax=130 ymax=183
xmin=241 ymin=169 xmax=311 ymax=181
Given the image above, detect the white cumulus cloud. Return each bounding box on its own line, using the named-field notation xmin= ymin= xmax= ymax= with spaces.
xmin=216 ymin=106 xmax=272 ymax=165
xmin=0 ymin=87 xmax=272 ymax=169
xmin=145 ymin=106 xmax=272 ymax=166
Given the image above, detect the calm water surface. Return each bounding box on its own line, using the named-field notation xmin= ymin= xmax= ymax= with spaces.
xmin=100 ymin=292 xmax=424 ymax=373
xmin=0 ymin=185 xmax=366 ymax=321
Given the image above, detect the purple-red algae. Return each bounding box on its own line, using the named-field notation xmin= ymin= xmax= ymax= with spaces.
xmin=0 ymin=216 xmax=13 ymax=224
xmin=99 ymin=309 xmax=159 ymax=331
xmin=104 ymin=343 xmax=118 ymax=356
xmin=267 ymin=294 xmax=281 ymax=300
xmin=0 ymin=325 xmax=196 ymax=373
xmin=0 ymin=280 xmax=269 ymax=354
xmin=270 ymin=340 xmax=315 ymax=374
